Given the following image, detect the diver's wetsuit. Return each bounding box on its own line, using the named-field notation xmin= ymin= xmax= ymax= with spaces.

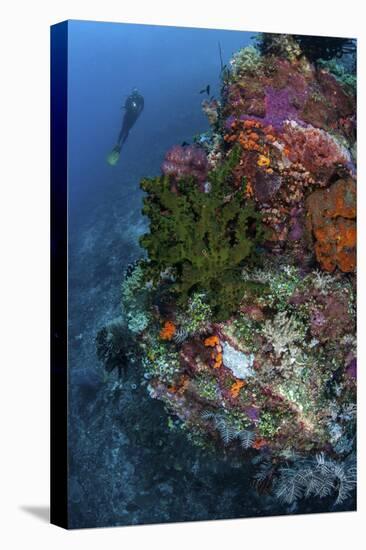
xmin=116 ymin=91 xmax=144 ymax=150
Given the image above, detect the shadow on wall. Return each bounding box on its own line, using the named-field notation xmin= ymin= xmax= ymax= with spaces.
xmin=20 ymin=506 xmax=49 ymax=523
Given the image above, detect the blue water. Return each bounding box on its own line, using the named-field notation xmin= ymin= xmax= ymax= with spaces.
xmin=68 ymin=21 xmax=252 ymax=221
xmin=66 ymin=21 xmax=344 ymax=529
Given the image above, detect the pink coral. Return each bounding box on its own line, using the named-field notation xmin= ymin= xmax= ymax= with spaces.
xmin=282 ymin=121 xmax=352 ymax=178
xmin=161 ymin=145 xmax=208 ymax=184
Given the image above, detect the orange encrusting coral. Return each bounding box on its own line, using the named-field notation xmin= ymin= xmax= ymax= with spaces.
xmin=214 ymin=352 xmax=223 ymax=369
xmin=204 ymin=335 xmax=223 ymax=368
xmin=224 ymin=119 xmax=275 ymax=154
xmin=230 ymin=379 xmax=246 ymax=398
xmin=167 ymin=374 xmax=190 ymax=395
xmin=224 ymin=118 xmax=277 ymax=199
xmin=159 ymin=320 xmax=177 ymax=341
xmin=204 ymin=335 xmax=219 ymax=347
xmin=244 ymin=179 xmax=254 ymax=198
xmin=252 ymin=438 xmax=268 ymax=450
xmin=306 ymin=177 xmax=356 ymax=272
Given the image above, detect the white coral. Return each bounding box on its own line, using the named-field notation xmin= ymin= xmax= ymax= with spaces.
xmin=310 ymin=269 xmax=334 ymax=294
xmin=222 ymin=342 xmax=255 ymax=379
xmin=242 ymin=266 xmax=272 ymax=284
xmin=262 ymin=312 xmax=304 ymax=358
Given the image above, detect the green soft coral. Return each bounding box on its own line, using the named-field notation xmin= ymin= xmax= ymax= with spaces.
xmin=140 ymin=146 xmax=265 ymax=320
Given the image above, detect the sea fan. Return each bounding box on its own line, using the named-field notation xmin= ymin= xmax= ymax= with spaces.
xmin=215 ymin=418 xmax=236 ymax=446
xmin=301 ymin=469 xmax=333 ymax=499
xmin=253 ymin=460 xmax=274 ymax=484
xmin=333 ymin=463 xmax=357 ymax=505
xmin=238 ymin=429 xmax=255 ymax=449
xmin=273 ymin=453 xmax=356 ymax=505
xmin=274 ymin=467 xmax=304 ymax=504
xmin=95 ymin=317 xmax=132 ymax=376
xmin=201 ymin=410 xmax=215 ymax=421
xmin=201 ymin=411 xmax=254 ymax=448
xmin=173 ymin=327 xmax=189 ymax=345
xmin=253 ymin=459 xmax=276 ymax=493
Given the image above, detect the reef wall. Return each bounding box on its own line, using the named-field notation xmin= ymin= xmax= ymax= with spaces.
xmin=98 ymin=33 xmax=356 ymax=511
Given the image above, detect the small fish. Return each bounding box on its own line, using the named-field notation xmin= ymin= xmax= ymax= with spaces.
xmin=181 ymin=141 xmax=190 ymax=147
xmin=199 ymin=85 xmax=210 ymax=96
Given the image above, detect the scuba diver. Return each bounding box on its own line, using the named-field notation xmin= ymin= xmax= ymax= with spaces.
xmin=107 ymin=88 xmax=144 ymax=166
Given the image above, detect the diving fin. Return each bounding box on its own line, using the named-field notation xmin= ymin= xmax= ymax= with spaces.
xmin=107 ymin=146 xmax=121 ymax=166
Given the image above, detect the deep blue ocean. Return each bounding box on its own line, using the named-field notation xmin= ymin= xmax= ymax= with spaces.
xmin=66 ymin=21 xmax=344 ymax=529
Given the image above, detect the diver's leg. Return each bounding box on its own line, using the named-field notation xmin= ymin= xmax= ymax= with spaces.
xmin=117 ymin=117 xmax=133 ymax=147
xmin=120 ymin=130 xmax=130 ymax=145
xmin=117 ymin=128 xmax=125 ymax=148
xmin=118 ymin=111 xmax=138 ymax=145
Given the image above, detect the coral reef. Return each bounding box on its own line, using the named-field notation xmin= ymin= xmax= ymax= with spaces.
xmin=221 ymin=41 xmax=356 ymax=267
xmin=97 ymin=33 xmax=356 ymax=510
xmin=114 ymin=260 xmax=355 ymax=478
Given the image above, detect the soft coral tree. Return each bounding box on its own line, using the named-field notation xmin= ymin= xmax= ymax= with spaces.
xmin=140 ymin=146 xmax=265 ymax=320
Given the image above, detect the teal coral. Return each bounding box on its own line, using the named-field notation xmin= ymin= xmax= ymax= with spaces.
xmin=318 ymin=59 xmax=356 ymax=92
xmin=194 ymin=374 xmax=219 ymax=402
xmin=121 ymin=262 xmax=152 ymax=334
xmin=176 ymin=292 xmax=212 ymax=334
xmin=142 ymin=339 xmax=181 ymax=385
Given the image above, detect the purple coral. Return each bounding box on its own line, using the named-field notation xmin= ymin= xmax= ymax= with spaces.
xmin=288 ymin=208 xmax=305 ymax=241
xmin=253 ymin=170 xmax=282 ymax=202
xmin=245 ymin=406 xmax=260 ymax=422
xmin=224 ymin=115 xmax=237 ymax=130
xmin=225 ymin=84 xmax=308 ymax=131
xmin=346 ymin=358 xmax=357 ymax=380
xmin=264 ymin=86 xmax=301 ymax=130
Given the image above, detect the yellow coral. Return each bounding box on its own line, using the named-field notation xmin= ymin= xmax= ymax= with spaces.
xmin=257 ymin=155 xmax=270 ymax=168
